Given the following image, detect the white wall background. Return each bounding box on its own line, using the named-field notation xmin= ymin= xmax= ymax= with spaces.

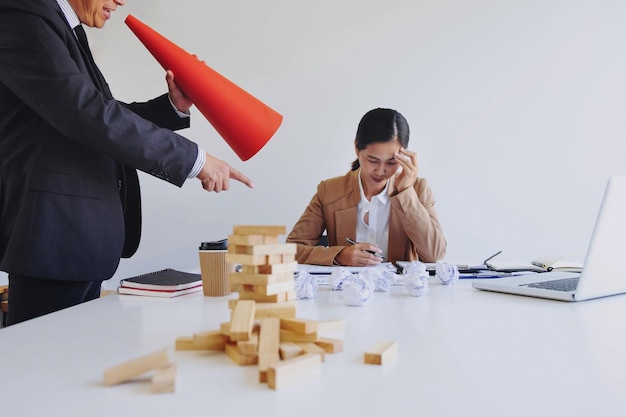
xmin=66 ymin=0 xmax=626 ymax=289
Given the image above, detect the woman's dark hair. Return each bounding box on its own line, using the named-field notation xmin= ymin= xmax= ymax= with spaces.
xmin=351 ymin=108 xmax=410 ymax=171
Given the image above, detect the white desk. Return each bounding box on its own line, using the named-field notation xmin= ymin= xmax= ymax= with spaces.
xmin=1 ymin=279 xmax=626 ymax=416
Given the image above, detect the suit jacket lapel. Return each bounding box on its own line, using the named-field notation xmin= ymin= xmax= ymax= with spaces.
xmin=334 ymin=207 xmax=357 ymax=246
xmin=69 ymin=20 xmax=142 ymax=257
xmin=331 ymin=171 xmax=360 ymax=245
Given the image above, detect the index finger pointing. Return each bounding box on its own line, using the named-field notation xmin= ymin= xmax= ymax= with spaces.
xmin=230 ymin=169 xmax=255 ymax=189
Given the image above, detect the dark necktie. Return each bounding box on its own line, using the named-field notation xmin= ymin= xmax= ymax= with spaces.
xmin=74 ymin=24 xmax=106 ymax=92
xmin=74 ymin=25 xmax=94 ymax=64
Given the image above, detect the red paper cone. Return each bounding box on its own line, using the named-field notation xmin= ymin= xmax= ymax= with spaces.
xmin=125 ymin=14 xmax=283 ymax=161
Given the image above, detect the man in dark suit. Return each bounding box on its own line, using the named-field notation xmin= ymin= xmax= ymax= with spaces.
xmin=0 ymin=0 xmax=254 ymax=325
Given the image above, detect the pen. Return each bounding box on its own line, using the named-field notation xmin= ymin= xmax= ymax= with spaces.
xmin=345 ymin=237 xmax=384 ymax=259
xmin=459 ymin=272 xmax=512 ymax=279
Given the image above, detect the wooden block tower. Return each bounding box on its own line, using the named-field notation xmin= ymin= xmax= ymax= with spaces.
xmin=225 ymin=225 xmax=298 ymax=378
xmin=174 ymin=225 xmax=345 ymax=389
xmin=226 ymin=225 xmax=298 ymax=307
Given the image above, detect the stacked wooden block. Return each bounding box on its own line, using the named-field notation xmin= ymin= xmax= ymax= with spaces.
xmin=177 ymin=225 xmax=345 ymax=389
xmin=226 ymin=225 xmax=298 ymax=307
xmin=101 ymin=225 xmax=399 ymax=392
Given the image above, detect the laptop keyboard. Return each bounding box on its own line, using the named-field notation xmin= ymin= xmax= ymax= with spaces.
xmin=521 ymin=277 xmax=580 ymax=292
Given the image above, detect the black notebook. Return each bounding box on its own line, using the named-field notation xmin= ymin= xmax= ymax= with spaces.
xmin=117 ymin=285 xmax=202 ymax=298
xmin=119 ymin=268 xmax=202 ymax=291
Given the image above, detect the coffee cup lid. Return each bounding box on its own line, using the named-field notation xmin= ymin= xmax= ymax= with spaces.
xmin=199 ymin=239 xmax=228 ymax=250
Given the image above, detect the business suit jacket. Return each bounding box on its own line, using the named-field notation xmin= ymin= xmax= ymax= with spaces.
xmin=0 ymin=0 xmax=198 ymax=281
xmin=286 ymin=170 xmax=447 ymax=265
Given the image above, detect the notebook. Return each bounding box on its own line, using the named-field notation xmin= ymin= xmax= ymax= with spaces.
xmin=472 ymin=176 xmax=626 ymax=302
xmin=117 ymin=269 xmax=202 ymax=297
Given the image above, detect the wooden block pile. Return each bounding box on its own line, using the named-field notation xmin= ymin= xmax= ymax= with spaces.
xmin=177 ymin=225 xmax=345 ymax=389
xmin=102 ymin=348 xmax=176 ymax=393
xmin=101 ymin=225 xmax=399 ymax=393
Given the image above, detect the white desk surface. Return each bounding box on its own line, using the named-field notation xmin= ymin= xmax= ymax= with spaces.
xmin=1 ymin=279 xmax=626 ymax=416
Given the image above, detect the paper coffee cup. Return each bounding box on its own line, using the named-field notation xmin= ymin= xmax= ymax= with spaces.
xmin=199 ymin=240 xmax=232 ymax=297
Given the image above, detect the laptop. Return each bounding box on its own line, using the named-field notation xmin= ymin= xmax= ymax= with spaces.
xmin=472 ymin=176 xmax=626 ymax=302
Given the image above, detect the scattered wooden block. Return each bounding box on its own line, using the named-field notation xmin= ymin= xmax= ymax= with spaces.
xmin=103 ymin=349 xmax=171 ymax=386
xmin=279 ymin=342 xmax=303 ymax=360
xmin=100 ymin=288 xmax=117 ymax=297
xmin=176 ymin=334 xmax=228 ymax=351
xmin=364 ymin=341 xmax=398 ymax=365
xmin=230 ymin=300 xmax=256 ymax=341
xmin=175 ymin=336 xmax=196 ymax=351
xmin=267 ymin=354 xmax=322 ymax=390
xmin=220 ymin=321 xmax=232 ymax=338
xmin=225 ymin=342 xmax=258 ymax=366
xmin=220 ymin=320 xmax=259 ymax=338
xmin=237 ymin=333 xmax=259 ymax=356
xmin=232 ymin=225 xmax=286 ymax=236
xmin=279 ymin=329 xmax=319 ymax=343
xmin=315 ymin=337 xmax=344 ymax=354
xmin=192 ymin=330 xmax=229 ymax=350
xmin=151 ymin=363 xmax=176 ymax=394
xmin=257 ymin=318 xmax=281 ymax=383
xmin=280 ymin=318 xmax=319 ymax=334
xmin=295 ymin=342 xmax=326 ymax=362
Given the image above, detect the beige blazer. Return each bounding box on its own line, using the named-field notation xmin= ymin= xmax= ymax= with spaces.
xmin=286 ymin=170 xmax=447 ymax=265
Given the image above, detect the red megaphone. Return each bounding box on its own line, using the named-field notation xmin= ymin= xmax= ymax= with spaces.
xmin=125 ymin=14 xmax=283 ymax=161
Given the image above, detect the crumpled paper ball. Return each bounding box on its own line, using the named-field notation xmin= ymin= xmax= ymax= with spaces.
xmin=360 ymin=267 xmax=395 ymax=292
xmin=294 ymin=270 xmax=318 ymax=299
xmin=435 ymin=260 xmax=459 ymax=285
xmin=342 ymin=273 xmax=375 ymax=306
xmin=328 ymin=267 xmax=353 ymax=291
xmin=402 ymin=261 xmax=429 ymax=297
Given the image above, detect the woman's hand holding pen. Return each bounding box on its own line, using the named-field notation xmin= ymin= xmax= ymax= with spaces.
xmin=393 ymin=148 xmax=418 ymax=194
xmin=335 ymin=238 xmax=383 ymax=267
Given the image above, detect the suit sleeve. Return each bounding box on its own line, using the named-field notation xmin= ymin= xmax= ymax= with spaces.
xmin=124 ymin=94 xmax=190 ymax=132
xmin=391 ymin=178 xmax=447 ymax=262
xmin=0 ymin=13 xmax=196 ymax=187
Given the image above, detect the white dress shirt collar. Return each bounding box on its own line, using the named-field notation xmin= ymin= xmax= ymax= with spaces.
xmin=56 ymin=0 xmax=81 ymax=30
xmin=357 ymin=169 xmax=390 ymax=208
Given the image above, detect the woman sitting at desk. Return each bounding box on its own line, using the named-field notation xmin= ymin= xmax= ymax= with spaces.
xmin=286 ymin=108 xmax=447 ymax=266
